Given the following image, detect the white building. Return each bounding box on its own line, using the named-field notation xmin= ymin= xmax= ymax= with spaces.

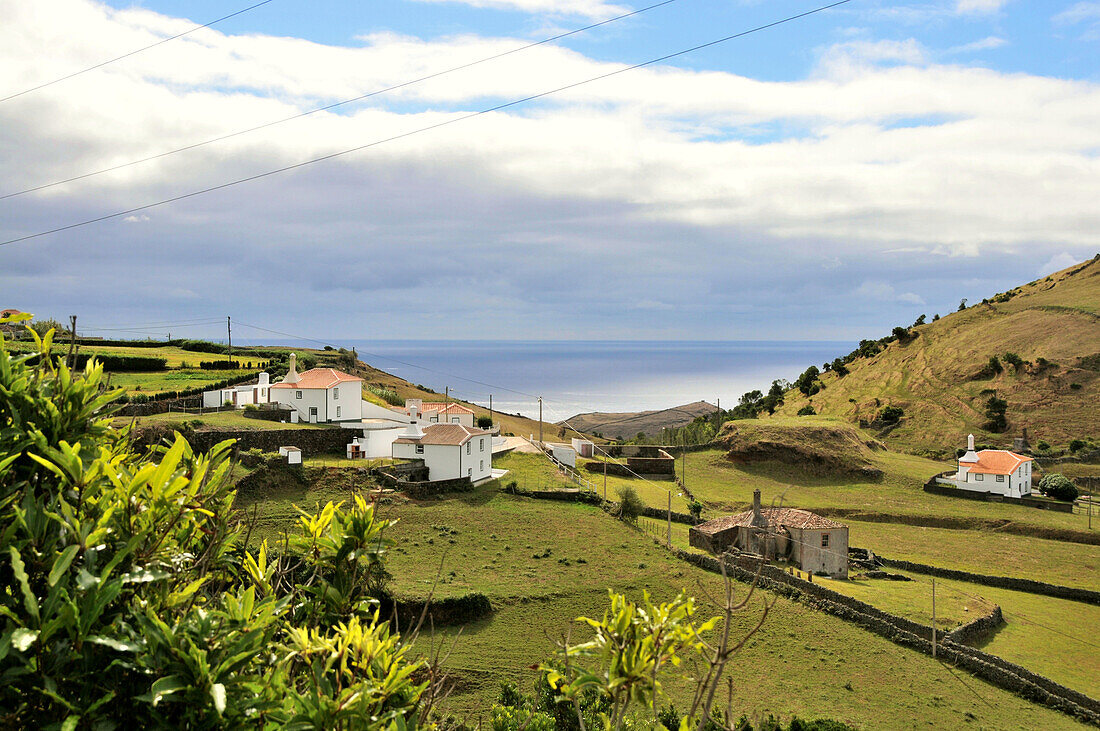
xmin=202 ymin=372 xmax=272 ymax=408
xmin=953 ymin=434 xmax=1034 ymax=497
xmin=571 ymin=438 xmax=595 ymax=458
xmin=551 ymin=444 xmax=576 ymax=468
xmin=392 ymin=399 xmax=476 ymax=427
xmin=269 ymin=353 xmax=363 ymax=423
xmin=391 ymin=422 xmax=492 ymax=483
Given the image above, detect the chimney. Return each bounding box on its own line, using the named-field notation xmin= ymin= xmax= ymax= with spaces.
xmin=752 ymin=489 xmax=762 ymax=520
xmin=959 ymin=433 xmax=979 ymax=463
xmin=283 ymin=353 xmax=301 ymax=384
xmin=258 ymin=372 xmax=270 ymax=386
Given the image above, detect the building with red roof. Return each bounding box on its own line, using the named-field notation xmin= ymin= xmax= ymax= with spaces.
xmin=954 ymin=434 xmax=1033 ymax=497
xmin=268 ymin=353 xmax=362 ymax=423
xmin=392 ymin=398 xmax=476 ymax=427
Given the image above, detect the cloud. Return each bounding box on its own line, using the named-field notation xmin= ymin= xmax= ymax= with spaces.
xmin=1 ymin=1 xmax=1098 ymax=341
xmin=950 ymin=36 xmax=1008 ymax=53
xmin=1054 ymin=1 xmax=1100 ymax=39
xmin=955 ymin=0 xmax=1010 ymax=14
xmin=406 ymin=0 xmax=630 ymax=20
xmin=122 ymin=215 xmax=150 ymax=223
xmin=1038 ymin=252 xmax=1079 ymax=276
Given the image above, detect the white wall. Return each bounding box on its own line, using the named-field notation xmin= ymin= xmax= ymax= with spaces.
xmin=392 ymin=434 xmax=492 ymax=482
xmin=271 ymin=387 xmax=328 ymax=422
xmin=350 ymin=427 xmax=405 ymax=458
xmin=327 ymin=382 xmax=361 ymax=422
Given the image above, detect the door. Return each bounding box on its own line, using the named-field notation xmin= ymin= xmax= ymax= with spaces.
xmin=309 ymin=407 xmax=318 ymax=423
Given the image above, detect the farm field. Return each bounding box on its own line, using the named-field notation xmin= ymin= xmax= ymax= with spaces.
xmin=232 ymin=469 xmax=1088 ymax=729
xmin=123 ymin=410 xmax=334 ymax=431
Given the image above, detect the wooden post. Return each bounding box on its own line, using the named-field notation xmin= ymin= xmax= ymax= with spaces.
xmin=667 ymin=491 xmax=672 ymax=548
xmin=538 ymin=397 xmax=542 ymax=446
xmin=932 ymin=577 xmax=937 ymax=659
xmin=603 ymin=456 xmax=607 ymax=501
xmin=489 ymin=394 xmax=493 ymax=428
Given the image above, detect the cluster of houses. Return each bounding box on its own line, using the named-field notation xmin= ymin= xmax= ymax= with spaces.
xmin=202 ymin=353 xmax=495 ymax=484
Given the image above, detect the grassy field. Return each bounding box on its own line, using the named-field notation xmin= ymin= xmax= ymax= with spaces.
xmin=772 ymin=257 xmax=1100 ymax=455
xmin=122 ymin=410 xmax=334 ymax=431
xmin=232 ymin=468 xmax=1088 ymax=729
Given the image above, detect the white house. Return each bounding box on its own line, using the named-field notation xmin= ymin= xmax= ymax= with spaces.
xmin=550 ymin=444 xmax=576 ymax=468
xmin=391 ymin=422 xmax=492 ymax=483
xmin=571 ymin=438 xmax=595 ymax=458
xmin=202 ymin=372 xmax=272 ymax=408
xmin=269 ymin=353 xmax=363 ymax=423
xmin=392 ymin=399 xmax=476 ymax=427
xmin=953 ymin=434 xmax=1034 ymax=497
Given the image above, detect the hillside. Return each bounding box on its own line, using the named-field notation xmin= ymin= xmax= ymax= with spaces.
xmin=561 ymin=400 xmax=718 ymax=439
xmin=715 ymin=418 xmax=886 ymax=478
xmin=773 ymin=256 xmax=1100 ymax=456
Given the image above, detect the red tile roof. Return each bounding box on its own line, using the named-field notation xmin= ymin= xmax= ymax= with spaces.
xmin=420 ymin=402 xmax=475 ymax=415
xmin=270 ymin=368 xmax=362 ymax=390
xmin=393 ymin=423 xmax=488 ymax=447
xmin=694 ymin=507 xmax=846 ymax=535
xmin=964 ymin=450 xmax=1033 ymax=475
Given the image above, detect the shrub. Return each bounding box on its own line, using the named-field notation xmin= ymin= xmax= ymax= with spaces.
xmin=958 ymin=299 xmax=967 ymax=311
xmin=477 ymin=415 xmax=493 ymax=429
xmin=1036 ymin=440 xmax=1051 ymax=451
xmin=891 ymin=326 xmax=910 ymax=342
xmin=797 ymin=404 xmax=816 ymax=416
xmin=688 ymin=500 xmax=703 ymax=520
xmin=1070 ymin=439 xmax=1087 ymax=452
xmin=616 ymin=486 xmax=645 ymax=523
xmin=933 ymin=313 xmax=940 ymax=321
xmin=983 ymin=395 xmax=1008 ymax=432
xmin=1039 ymin=473 xmax=1079 ymax=502
xmin=878 ymin=405 xmax=904 ymax=424
xmin=367 ymin=385 xmax=403 ymax=406
xmin=795 ymin=366 xmax=820 ymax=396
xmin=1003 ymin=352 xmax=1024 ymax=369
xmin=1070 ymin=383 xmax=1082 ymax=390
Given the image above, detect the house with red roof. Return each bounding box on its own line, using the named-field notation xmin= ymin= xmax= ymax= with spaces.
xmin=954 ymin=434 xmax=1033 ymax=498
xmin=391 ymin=422 xmax=492 ymax=483
xmin=268 ymin=353 xmax=363 ymax=423
xmin=392 ymin=398 xmax=475 ymax=427
xmin=689 ymin=490 xmax=849 ymax=578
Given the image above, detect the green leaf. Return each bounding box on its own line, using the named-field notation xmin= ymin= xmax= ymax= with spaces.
xmin=9 ymin=547 xmax=40 ymax=622
xmin=88 ymin=635 xmax=141 ymax=653
xmin=60 ymin=716 xmax=78 ymax=731
xmin=211 ymin=683 xmax=226 ymax=716
xmin=76 ymin=568 xmax=99 ymax=591
xmin=48 ymin=545 xmax=80 ymax=587
xmin=11 ymin=628 xmax=39 ymax=652
xmin=141 ymin=675 xmax=188 ymax=707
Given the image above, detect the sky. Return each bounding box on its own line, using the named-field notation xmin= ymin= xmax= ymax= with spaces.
xmin=1 ymin=0 xmax=1098 ymax=343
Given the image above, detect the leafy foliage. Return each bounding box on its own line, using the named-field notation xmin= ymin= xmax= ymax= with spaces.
xmin=1038 ymin=473 xmax=1078 ymax=502
xmin=983 ymin=395 xmax=1008 ymax=432
xmin=615 ymin=486 xmax=645 ymax=524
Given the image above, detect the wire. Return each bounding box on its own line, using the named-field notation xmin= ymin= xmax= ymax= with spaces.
xmin=0 ymin=0 xmax=278 ymax=104
xmin=1 ymin=0 xmax=685 ymax=201
xmin=0 ymin=0 xmax=853 ymax=248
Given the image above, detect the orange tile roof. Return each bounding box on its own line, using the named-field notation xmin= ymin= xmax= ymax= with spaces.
xmin=694 ymin=507 xmax=846 ymax=535
xmin=270 ymin=368 xmax=362 ymax=390
xmin=964 ymin=450 xmax=1033 ymax=475
xmin=420 ymin=402 xmax=475 ymax=415
xmin=393 ymin=423 xmax=488 ymax=446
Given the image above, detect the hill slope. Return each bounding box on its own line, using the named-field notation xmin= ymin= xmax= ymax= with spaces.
xmin=561 ymin=400 xmax=718 ymax=439
xmin=773 ymin=256 xmax=1100 ymax=456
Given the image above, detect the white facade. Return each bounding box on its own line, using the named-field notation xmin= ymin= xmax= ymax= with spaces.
xmin=572 ymin=439 xmax=595 ymax=458
xmin=202 ymin=373 xmax=272 ymax=408
xmin=400 ymin=399 xmax=476 ymax=427
xmin=551 ymin=444 xmax=577 ymax=468
xmin=268 ymin=355 xmax=362 ymax=423
xmin=391 ymin=424 xmax=493 ymax=482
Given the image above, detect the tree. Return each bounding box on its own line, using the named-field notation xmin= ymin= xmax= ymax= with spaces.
xmin=912 ymin=314 xmax=926 ymax=327
xmin=1038 ymin=473 xmax=1078 ymax=502
xmin=891 ymin=326 xmax=910 ymax=342
xmin=878 ymin=405 xmax=904 ymax=425
xmin=831 ymin=358 xmax=849 ymax=377
xmin=984 ymin=394 xmax=1008 ymax=432
xmin=615 ymin=486 xmax=645 ymax=523
xmin=933 ymin=313 xmax=940 ymax=321
xmin=958 ymin=299 xmax=967 ymax=311
xmin=688 ymin=500 xmax=704 ymax=521
xmin=29 ymin=316 xmax=66 ymax=337
xmin=477 ymin=415 xmax=493 ymax=429
xmin=794 ymin=366 xmax=821 ymax=396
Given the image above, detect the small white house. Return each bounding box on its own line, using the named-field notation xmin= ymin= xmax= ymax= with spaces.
xmin=269 ymin=353 xmax=363 ymax=423
xmin=571 ymin=438 xmax=595 ymax=458
xmin=278 ymin=446 xmax=302 ymax=465
xmin=954 ymin=434 xmax=1034 ymax=497
xmin=393 ymin=399 xmax=476 ymax=427
xmin=391 ymin=422 xmax=492 ymax=483
xmin=202 ymin=372 xmax=272 ymax=408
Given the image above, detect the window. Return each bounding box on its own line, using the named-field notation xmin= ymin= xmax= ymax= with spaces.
xmin=336 ymin=406 xmax=341 ymax=418
xmin=467 ymin=468 xmax=472 ymax=477
xmin=975 ymin=474 xmax=983 ymax=481
xmin=452 ymin=417 xmax=460 ymax=424
xmin=480 ymin=438 xmax=485 ymax=452
xmin=996 ymin=474 xmax=1005 ymax=483
xmin=296 ymin=390 xmax=302 ymax=399
xmin=466 ymin=443 xmax=471 ymax=455
xmin=415 ymin=445 xmax=424 ymax=454
xmin=261 ymin=388 xmax=266 ymax=397
xmin=430 ymin=416 xmax=439 ymax=423
xmin=480 ymin=460 xmax=484 ymax=471
xmin=333 ymin=387 xmax=339 ymax=400
xmin=821 ymin=534 xmax=829 ymax=548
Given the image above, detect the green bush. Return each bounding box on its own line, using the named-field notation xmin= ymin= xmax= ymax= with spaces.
xmin=1038 ymin=474 xmax=1079 ymax=502
xmin=797 ymin=404 xmax=816 ymax=416
xmin=1070 ymin=439 xmax=1087 ymax=452
xmin=1036 ymin=440 xmax=1051 ymax=451
xmin=878 ymin=405 xmax=904 ymax=424
xmin=368 ymin=384 xmax=403 ymax=406
xmin=615 ymin=485 xmax=645 ymax=523
xmin=477 ymin=415 xmax=493 ymax=429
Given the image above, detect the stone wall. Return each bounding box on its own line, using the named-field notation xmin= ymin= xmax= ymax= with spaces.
xmin=380 ymin=592 xmax=493 ymax=628
xmin=640 ymin=506 xmax=699 ymax=525
xmin=185 ymin=427 xmax=353 ymax=455
xmin=876 ymin=556 xmax=1100 ymax=606
xmin=242 ymin=407 xmax=295 ymax=423
xmin=372 ymin=463 xmax=472 ymax=498
xmin=947 ymin=606 xmax=1005 ymax=645
xmin=923 ymin=479 xmax=1073 ymax=512
xmin=115 ymin=396 xmax=202 ymax=417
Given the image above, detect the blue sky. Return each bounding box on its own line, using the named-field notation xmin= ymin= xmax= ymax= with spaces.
xmin=1 ymin=0 xmax=1098 ymax=343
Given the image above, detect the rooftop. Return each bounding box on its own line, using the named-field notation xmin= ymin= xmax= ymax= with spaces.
xmin=965 ymin=449 xmax=1033 ymax=475
xmin=393 ymin=423 xmax=488 ymax=447
xmin=694 ymin=507 xmax=846 ymax=535
xmin=270 ymin=368 xmax=361 ymax=390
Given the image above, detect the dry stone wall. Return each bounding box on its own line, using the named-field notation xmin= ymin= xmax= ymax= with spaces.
xmin=876 ymin=556 xmax=1100 ymax=605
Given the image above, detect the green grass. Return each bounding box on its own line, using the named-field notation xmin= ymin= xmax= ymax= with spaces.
xmin=110 ymin=368 xmax=257 ymax=395
xmin=231 ymin=467 xmax=1089 ymax=728
xmin=125 ymin=411 xmax=333 ymax=431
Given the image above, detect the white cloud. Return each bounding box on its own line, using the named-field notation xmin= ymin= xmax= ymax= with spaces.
xmin=950 ymin=35 xmax=1008 ymax=53
xmin=854 ymin=281 xmax=925 ymax=305
xmin=1038 ymin=252 xmax=1079 ymax=276
xmin=955 ymin=0 xmax=1010 ymax=14
xmin=122 ymin=215 xmax=150 ymax=223
xmin=1054 ymin=1 xmax=1100 ymax=25
xmin=407 ymin=0 xmax=630 ymax=20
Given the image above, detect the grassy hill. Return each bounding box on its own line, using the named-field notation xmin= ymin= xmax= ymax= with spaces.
xmin=561 ymin=400 xmax=719 ymax=440
xmin=773 ymin=256 xmax=1100 ymax=456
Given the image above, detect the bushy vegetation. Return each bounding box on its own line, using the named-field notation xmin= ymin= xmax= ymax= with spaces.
xmin=368 ymin=384 xmax=404 ymax=406
xmin=1038 ymin=474 xmax=1079 ymax=502
xmin=796 ymin=404 xmax=816 ymax=416
xmin=477 ymin=415 xmax=494 ymax=429
xmin=615 ymin=486 xmax=646 ymax=523
xmin=877 ymin=406 xmax=904 ymax=425
xmin=983 ymin=395 xmax=1008 ymax=432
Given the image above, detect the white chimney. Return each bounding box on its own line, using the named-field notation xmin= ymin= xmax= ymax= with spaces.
xmin=959 ymin=433 xmax=979 ymax=463
xmin=258 ymin=372 xmax=270 ymax=386
xmin=403 ymin=421 xmax=424 ymax=440
xmin=283 ymin=353 xmax=300 ymax=384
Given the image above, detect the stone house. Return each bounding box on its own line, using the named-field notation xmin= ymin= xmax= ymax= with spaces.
xmin=688 ymin=490 xmax=849 ymax=578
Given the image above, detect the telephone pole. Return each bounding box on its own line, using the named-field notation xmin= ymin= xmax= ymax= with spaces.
xmin=67 ymin=315 xmax=77 ymax=369
xmin=667 ymin=491 xmax=672 ymax=548
xmin=445 ymin=386 xmax=449 ymax=405
xmin=227 ymin=316 xmax=232 ymax=365
xmin=489 ymin=394 xmax=493 ymax=427
xmin=538 ymin=397 xmax=543 ymax=445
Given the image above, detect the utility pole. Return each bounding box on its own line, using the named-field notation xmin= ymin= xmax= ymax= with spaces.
xmin=667 ymin=491 xmax=672 ymax=548
xmin=489 ymin=394 xmax=493 ymax=427
xmin=67 ymin=315 xmax=77 ymax=369
xmin=227 ymin=316 xmax=232 ymax=365
xmin=931 ymin=580 xmax=938 ymax=657
xmin=603 ymin=456 xmax=607 ymax=501
xmin=445 ymin=386 xmax=449 ymax=405
xmin=538 ymin=397 xmax=543 ymax=445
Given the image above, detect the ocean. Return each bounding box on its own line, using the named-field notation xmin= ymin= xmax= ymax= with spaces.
xmin=284 ymin=340 xmax=855 ymax=421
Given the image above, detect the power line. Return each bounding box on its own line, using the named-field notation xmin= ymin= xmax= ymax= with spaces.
xmin=1 ymin=0 xmax=685 ymax=201
xmin=0 ymin=0 xmax=278 ymax=104
xmin=0 ymin=0 xmax=853 ymax=248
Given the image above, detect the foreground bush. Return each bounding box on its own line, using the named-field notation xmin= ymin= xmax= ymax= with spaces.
xmin=1038 ymin=473 xmax=1079 ymax=502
